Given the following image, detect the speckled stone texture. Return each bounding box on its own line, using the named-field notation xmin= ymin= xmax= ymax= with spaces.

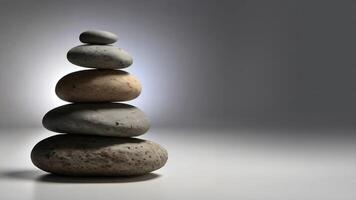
xmin=67 ymin=45 xmax=133 ymax=69
xmin=79 ymin=30 xmax=118 ymax=45
xmin=31 ymin=134 xmax=168 ymax=176
xmin=55 ymin=69 xmax=141 ymax=102
xmin=43 ymin=103 xmax=150 ymax=137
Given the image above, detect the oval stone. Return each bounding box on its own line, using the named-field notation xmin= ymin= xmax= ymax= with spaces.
xmin=67 ymin=45 xmax=133 ymax=69
xmin=31 ymin=134 xmax=168 ymax=176
xmin=43 ymin=103 xmax=150 ymax=137
xmin=55 ymin=70 xmax=141 ymax=102
xmin=79 ymin=30 xmax=118 ymax=45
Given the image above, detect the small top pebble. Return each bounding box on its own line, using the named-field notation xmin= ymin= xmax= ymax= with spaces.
xmin=79 ymin=30 xmax=118 ymax=45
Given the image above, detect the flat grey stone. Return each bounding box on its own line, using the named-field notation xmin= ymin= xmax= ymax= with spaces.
xmin=43 ymin=103 xmax=150 ymax=137
xmin=67 ymin=45 xmax=133 ymax=69
xmin=31 ymin=134 xmax=168 ymax=176
xmin=80 ymin=30 xmax=118 ymax=45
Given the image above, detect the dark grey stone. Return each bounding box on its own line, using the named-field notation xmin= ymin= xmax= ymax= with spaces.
xmin=42 ymin=103 xmax=150 ymax=137
xmin=79 ymin=30 xmax=118 ymax=45
xmin=67 ymin=45 xmax=133 ymax=69
xmin=31 ymin=134 xmax=168 ymax=176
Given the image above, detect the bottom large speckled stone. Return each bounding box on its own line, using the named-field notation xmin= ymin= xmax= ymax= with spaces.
xmin=31 ymin=134 xmax=168 ymax=176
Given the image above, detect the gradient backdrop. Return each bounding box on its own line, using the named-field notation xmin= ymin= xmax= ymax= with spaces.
xmin=1 ymin=0 xmax=355 ymax=130
xmin=0 ymin=1 xmax=356 ymax=200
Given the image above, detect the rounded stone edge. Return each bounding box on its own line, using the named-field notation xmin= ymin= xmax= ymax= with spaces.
xmin=66 ymin=45 xmax=133 ymax=69
xmin=54 ymin=69 xmax=141 ymax=103
xmin=79 ymin=30 xmax=118 ymax=45
xmin=30 ymin=134 xmax=168 ymax=176
xmin=41 ymin=103 xmax=150 ymax=137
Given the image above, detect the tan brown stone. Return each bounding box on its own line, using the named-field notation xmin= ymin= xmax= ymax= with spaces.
xmin=55 ymin=70 xmax=141 ymax=102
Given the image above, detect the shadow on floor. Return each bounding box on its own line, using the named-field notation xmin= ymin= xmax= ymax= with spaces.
xmin=1 ymin=169 xmax=161 ymax=183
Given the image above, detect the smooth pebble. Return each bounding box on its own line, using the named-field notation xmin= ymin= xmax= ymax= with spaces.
xmin=67 ymin=45 xmax=133 ymax=69
xmin=43 ymin=103 xmax=150 ymax=137
xmin=79 ymin=30 xmax=118 ymax=45
xmin=55 ymin=70 xmax=141 ymax=102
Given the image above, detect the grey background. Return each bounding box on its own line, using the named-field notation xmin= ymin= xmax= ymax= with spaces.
xmin=1 ymin=1 xmax=356 ymax=199
xmin=0 ymin=0 xmax=355 ymax=129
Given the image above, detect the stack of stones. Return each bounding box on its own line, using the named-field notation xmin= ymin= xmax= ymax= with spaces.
xmin=31 ymin=30 xmax=168 ymax=176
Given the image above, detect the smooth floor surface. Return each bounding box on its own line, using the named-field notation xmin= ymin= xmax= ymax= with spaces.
xmin=0 ymin=128 xmax=355 ymax=200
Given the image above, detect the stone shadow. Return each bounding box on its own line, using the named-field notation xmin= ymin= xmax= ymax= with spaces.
xmin=1 ymin=169 xmax=161 ymax=183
